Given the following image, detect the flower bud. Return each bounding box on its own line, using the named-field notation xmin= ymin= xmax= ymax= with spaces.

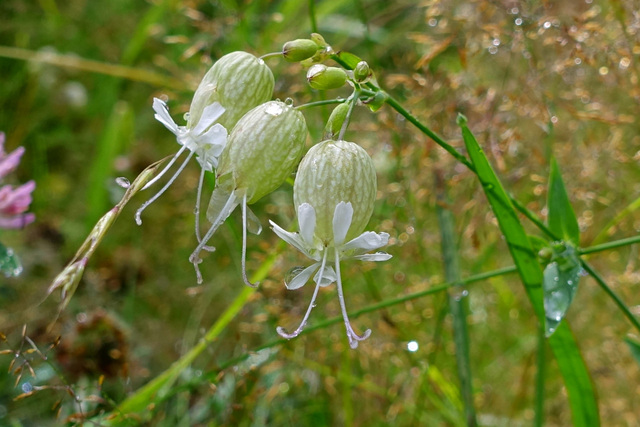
xmin=215 ymin=100 xmax=308 ymax=206
xmin=323 ymin=103 xmax=350 ymax=139
xmin=307 ymin=65 xmax=348 ymax=90
xmin=189 ymin=51 xmax=274 ymax=130
xmin=283 ymin=39 xmax=320 ymax=62
xmin=353 ymin=60 xmax=372 ymax=83
xmin=294 ymin=140 xmax=376 ymax=244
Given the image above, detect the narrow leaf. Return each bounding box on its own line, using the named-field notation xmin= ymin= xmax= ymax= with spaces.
xmin=458 ymin=116 xmax=599 ymax=426
xmin=547 ymin=157 xmax=580 ymax=245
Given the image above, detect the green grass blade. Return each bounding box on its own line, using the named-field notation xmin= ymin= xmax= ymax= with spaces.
xmin=86 ymin=101 xmax=132 ymax=229
xmin=457 ymin=115 xmax=600 ymax=426
xmin=624 ymin=337 xmax=640 ymax=366
xmin=435 ymin=177 xmax=477 ymax=427
xmin=94 ymin=254 xmax=277 ymax=424
xmin=457 ymin=115 xmax=543 ymax=318
xmin=547 ymin=322 xmax=600 ymax=426
xmin=547 ymin=157 xmax=580 ymax=245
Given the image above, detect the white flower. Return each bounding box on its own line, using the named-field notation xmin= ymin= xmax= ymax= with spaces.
xmin=270 ymin=201 xmax=391 ymax=349
xmin=135 ymin=97 xmax=228 ymax=229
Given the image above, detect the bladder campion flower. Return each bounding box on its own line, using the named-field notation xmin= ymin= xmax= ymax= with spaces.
xmin=270 ymin=139 xmax=391 ymax=349
xmin=0 ymin=132 xmax=35 ymax=229
xmin=189 ymin=51 xmax=274 ymax=130
xmin=137 ymin=51 xmax=275 ymax=232
xmin=135 ymin=98 xmax=228 ymax=226
xmin=189 ymin=100 xmax=307 ymax=285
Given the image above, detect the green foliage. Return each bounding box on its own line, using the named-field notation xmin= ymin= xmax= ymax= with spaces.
xmin=1 ymin=0 xmax=639 ymax=426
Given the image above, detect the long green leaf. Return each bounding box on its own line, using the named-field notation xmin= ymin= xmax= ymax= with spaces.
xmin=547 ymin=158 xmax=580 ymax=245
xmin=458 ymin=115 xmax=599 ymax=426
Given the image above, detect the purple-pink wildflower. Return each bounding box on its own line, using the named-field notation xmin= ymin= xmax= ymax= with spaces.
xmin=0 ymin=132 xmax=35 ymax=229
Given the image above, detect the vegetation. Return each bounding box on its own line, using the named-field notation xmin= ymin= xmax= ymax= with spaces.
xmin=1 ymin=0 xmax=639 ymax=425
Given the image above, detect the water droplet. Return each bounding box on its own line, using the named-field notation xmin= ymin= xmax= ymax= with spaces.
xmin=183 ymin=112 xmax=190 ymax=121
xmin=515 ymin=18 xmax=523 ymax=26
xmin=407 ymin=340 xmax=419 ymax=352
xmin=543 ymin=21 xmax=551 ymax=29
xmin=115 ymin=177 xmax=130 ymax=188
xmin=265 ymin=102 xmax=284 ymax=116
xmin=284 ymin=97 xmax=294 ymax=106
xmin=285 ymin=266 xmax=306 ymax=285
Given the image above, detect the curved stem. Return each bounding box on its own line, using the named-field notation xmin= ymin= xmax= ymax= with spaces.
xmin=259 ymin=52 xmax=282 ymax=60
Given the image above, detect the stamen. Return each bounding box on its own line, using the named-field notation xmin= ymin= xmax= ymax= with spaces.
xmin=194 ymin=159 xmax=215 ymax=252
xmin=135 ymin=149 xmax=195 ymax=225
xmin=276 ymin=250 xmax=328 ymax=339
xmin=241 ymin=193 xmax=259 ymax=287
xmin=189 ymin=190 xmax=239 ymax=284
xmin=141 ymin=145 xmax=188 ymax=191
xmin=334 ymin=246 xmax=371 ymax=349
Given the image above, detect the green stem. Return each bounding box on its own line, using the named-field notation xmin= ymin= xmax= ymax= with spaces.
xmin=580 ymin=261 xmax=640 ymax=333
xmin=534 ymin=324 xmax=546 ymax=427
xmin=579 ymin=235 xmax=640 ymax=255
xmin=384 ymin=93 xmax=473 ymax=169
xmin=216 ymin=265 xmax=518 ymax=372
xmin=338 ymin=88 xmax=361 ymax=140
xmin=308 ymin=0 xmax=318 ymax=33
xmin=296 ymin=98 xmax=345 ymax=110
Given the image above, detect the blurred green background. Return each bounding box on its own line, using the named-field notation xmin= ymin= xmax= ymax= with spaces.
xmin=1 ymin=0 xmax=639 ymax=425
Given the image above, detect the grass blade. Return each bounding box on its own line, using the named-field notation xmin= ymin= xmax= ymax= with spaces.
xmin=547 ymin=157 xmax=580 ymax=245
xmin=457 ymin=115 xmax=600 ymax=426
xmin=435 ymin=173 xmax=477 ymax=426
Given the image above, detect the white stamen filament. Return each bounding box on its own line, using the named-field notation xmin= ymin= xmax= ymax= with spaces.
xmin=277 ymin=249 xmax=328 ymax=339
xmin=135 ymin=149 xmax=195 ymax=226
xmin=141 ymin=145 xmax=188 ymax=191
xmin=194 ymin=159 xmax=215 ymax=252
xmin=334 ymin=246 xmax=371 ymax=349
xmin=189 ymin=191 xmax=239 ymax=284
xmin=241 ymin=193 xmax=259 ymax=288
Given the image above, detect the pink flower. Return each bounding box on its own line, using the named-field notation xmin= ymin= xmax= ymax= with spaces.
xmin=0 ymin=132 xmax=35 ymax=229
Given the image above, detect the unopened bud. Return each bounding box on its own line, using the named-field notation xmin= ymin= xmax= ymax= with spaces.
xmin=353 ymin=61 xmax=372 ymax=83
xmin=307 ymin=65 xmax=348 ymax=90
xmin=283 ymin=39 xmax=319 ymax=62
xmin=189 ymin=51 xmax=274 ymax=130
xmin=294 ymin=140 xmax=376 ymax=244
xmin=324 ymin=103 xmax=350 ymax=139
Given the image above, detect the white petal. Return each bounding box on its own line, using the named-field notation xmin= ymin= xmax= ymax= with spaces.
xmin=286 ymin=263 xmax=319 ymax=290
xmin=298 ymin=203 xmax=316 ymax=246
xmin=153 ymin=98 xmax=179 ymax=134
xmin=352 ymin=252 xmax=392 ymax=262
xmin=342 ymin=231 xmax=390 ymax=253
xmin=196 ymin=155 xmax=216 ymax=172
xmin=269 ymin=220 xmax=311 ymax=257
xmin=198 ymin=123 xmax=228 ymax=150
xmin=332 ymin=201 xmax=353 ymax=246
xmin=314 ymin=265 xmax=337 ymax=286
xmin=192 ymin=102 xmax=226 ymax=136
